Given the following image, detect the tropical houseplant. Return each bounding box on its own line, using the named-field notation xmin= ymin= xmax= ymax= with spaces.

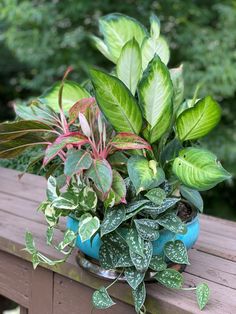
xmin=0 ymin=13 xmax=231 ymax=313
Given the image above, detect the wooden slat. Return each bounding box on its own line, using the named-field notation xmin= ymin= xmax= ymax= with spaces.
xmin=29 ymin=267 xmax=53 ymax=314
xmin=0 ymin=191 xmax=44 ymax=224
xmin=200 ymin=214 xmax=236 ymax=240
xmin=0 ymin=250 xmax=31 ymax=308
xmin=195 ymin=230 xmax=236 ymax=261
xmin=53 ymin=274 xmax=136 ymax=314
xmin=187 ymin=249 xmax=236 ymax=289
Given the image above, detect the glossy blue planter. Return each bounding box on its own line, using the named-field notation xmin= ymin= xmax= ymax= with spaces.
xmin=67 ymin=215 xmax=200 ymax=260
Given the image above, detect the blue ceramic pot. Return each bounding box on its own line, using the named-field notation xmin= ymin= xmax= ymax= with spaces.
xmin=67 ymin=215 xmax=200 ymax=260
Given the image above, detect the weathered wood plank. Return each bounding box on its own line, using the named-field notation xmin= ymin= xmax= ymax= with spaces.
xmin=187 ymin=249 xmax=236 ymax=289
xmin=53 ymin=274 xmax=136 ymax=314
xmin=195 ymin=230 xmax=236 ymax=261
xmin=0 ymin=192 xmax=44 ymax=224
xmin=147 ymin=272 xmax=236 ymax=314
xmin=28 ymin=267 xmax=53 ymax=314
xmin=0 ymin=250 xmax=31 ymax=308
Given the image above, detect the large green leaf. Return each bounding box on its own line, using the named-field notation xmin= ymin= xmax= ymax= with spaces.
xmin=117 ymin=38 xmax=142 ymax=95
xmin=90 ymin=68 xmax=142 ymax=134
xmin=15 ymin=103 xmax=60 ymax=126
xmin=0 ymin=120 xmax=53 ymax=141
xmin=111 ymin=170 xmax=126 ymax=204
xmin=39 ymin=80 xmax=90 ymax=112
xmin=173 ymin=148 xmax=231 ymax=191
xmin=170 ymin=65 xmax=184 ymax=112
xmin=127 ymin=156 xmax=165 ymax=194
xmin=138 ymin=55 xmax=173 ymax=129
xmin=141 ymin=36 xmax=170 ymax=70
xmin=99 ymin=13 xmax=147 ymax=62
xmin=176 ymin=96 xmax=221 ymax=141
xmin=0 ymin=134 xmax=49 ymax=158
xmin=143 ymin=103 xmax=172 ymax=143
xmin=64 ymin=149 xmax=92 ymax=177
xmin=90 ymin=35 xmax=116 ymax=63
xmin=85 ymin=159 xmax=112 ymax=194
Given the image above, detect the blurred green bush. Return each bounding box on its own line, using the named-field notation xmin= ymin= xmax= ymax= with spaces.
xmin=0 ymin=0 xmax=235 ymax=219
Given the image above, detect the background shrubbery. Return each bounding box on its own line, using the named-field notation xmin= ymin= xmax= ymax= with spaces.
xmin=0 ymin=0 xmax=235 ymax=219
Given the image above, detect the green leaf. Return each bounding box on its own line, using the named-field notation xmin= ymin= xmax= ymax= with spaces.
xmin=134 ymin=219 xmax=159 ymax=241
xmin=47 ymin=176 xmax=59 ymax=201
xmin=145 ymin=188 xmax=166 ymax=205
xmin=180 ymin=185 xmax=203 ymax=212
xmin=64 ymin=149 xmax=92 ymax=177
xmin=79 ymin=186 xmax=98 ymax=211
xmin=99 ymin=13 xmax=147 ymax=62
xmin=155 ymin=269 xmax=184 ymax=289
xmin=142 ymin=198 xmax=180 ymax=219
xmin=127 ymin=156 xmax=165 ymax=194
xmin=100 ymin=206 xmax=126 ymax=236
xmin=156 ymin=212 xmax=187 ymax=234
xmin=110 ymin=171 xmax=126 ymax=205
xmin=141 ymin=36 xmax=170 ymax=70
xmin=86 ymin=159 xmax=112 ymax=194
xmin=143 ymin=103 xmax=173 ymax=143
xmin=25 ymin=231 xmax=37 ymax=254
xmin=46 ymin=227 xmax=54 ymax=245
xmin=92 ymin=287 xmax=115 ymax=309
xmin=99 ymin=232 xmax=131 ymax=269
xmin=125 ymin=228 xmax=144 ymax=257
xmin=68 ymin=97 xmax=95 ymax=124
xmin=117 ymin=38 xmax=142 ymax=95
xmin=139 ymin=55 xmax=173 ymax=128
xmin=52 ymin=197 xmax=77 ymax=210
xmin=132 ymin=282 xmax=146 ymax=313
xmin=160 ymin=138 xmax=183 ymax=166
xmin=150 ymin=14 xmax=160 ymax=39
xmin=0 ymin=134 xmax=49 ymax=159
xmin=104 ymin=190 xmax=116 ymax=209
xmin=57 ymin=229 xmax=77 ymax=250
xmin=149 ymin=255 xmax=167 ymax=271
xmin=170 ymin=65 xmax=184 ymax=112
xmin=125 ymin=267 xmax=145 ymax=290
xmin=176 ymin=96 xmax=221 ymax=141
xmin=39 ymin=80 xmax=90 ymax=112
xmin=78 ymin=214 xmax=100 ymax=242
xmin=196 ymin=283 xmax=210 ymax=310
xmin=0 ymin=120 xmax=53 ymax=141
xmin=164 ymin=240 xmax=189 ymax=265
xmin=90 ymin=68 xmax=142 ymax=134
xmin=125 ymin=200 xmax=150 ymax=214
xmin=130 ymin=241 xmax=153 ymax=272
xmin=15 ymin=103 xmax=59 ymax=127
xmin=90 ymin=35 xmax=116 ymax=63
xmin=173 ymin=148 xmax=231 ymax=191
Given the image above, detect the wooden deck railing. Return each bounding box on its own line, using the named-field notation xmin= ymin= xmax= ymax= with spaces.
xmin=0 ymin=167 xmax=235 ymax=313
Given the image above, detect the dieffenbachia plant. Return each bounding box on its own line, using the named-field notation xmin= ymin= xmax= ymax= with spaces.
xmin=0 ymin=13 xmax=231 ymax=314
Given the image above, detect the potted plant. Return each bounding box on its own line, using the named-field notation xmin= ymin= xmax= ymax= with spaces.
xmin=0 ymin=13 xmax=231 ymax=313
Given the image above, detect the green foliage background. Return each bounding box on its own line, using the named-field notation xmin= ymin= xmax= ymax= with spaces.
xmin=0 ymin=0 xmax=235 ymax=219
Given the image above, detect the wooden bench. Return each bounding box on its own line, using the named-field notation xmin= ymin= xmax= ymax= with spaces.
xmin=0 ymin=167 xmax=235 ymax=314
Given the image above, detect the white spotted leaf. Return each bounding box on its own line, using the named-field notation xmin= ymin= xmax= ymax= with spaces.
xmin=155 ymin=269 xmax=184 ymax=289
xmin=196 ymin=283 xmax=210 ymax=310
xmin=92 ymin=287 xmax=115 ymax=309
xmin=164 ymin=240 xmax=189 ymax=265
